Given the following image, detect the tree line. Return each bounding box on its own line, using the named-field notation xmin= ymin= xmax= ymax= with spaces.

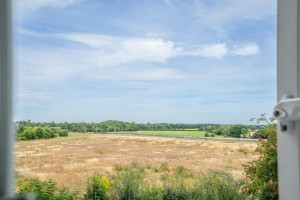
xmin=16 ymin=120 xmax=265 ymax=138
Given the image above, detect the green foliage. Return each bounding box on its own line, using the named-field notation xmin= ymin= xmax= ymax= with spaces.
xmin=215 ymin=126 xmax=230 ymax=135
xmin=110 ymin=164 xmax=145 ymax=200
xmin=160 ymin=162 xmax=170 ymax=173
xmin=17 ymin=125 xmax=67 ymax=141
xmin=228 ymin=125 xmax=248 ymax=138
xmin=18 ymin=178 xmax=79 ymax=200
xmin=175 ymin=166 xmax=192 ymax=178
xmin=250 ymin=113 xmax=275 ymax=125
xmin=196 ymin=172 xmax=245 ymax=200
xmin=57 ymin=129 xmax=69 ymax=137
xmin=114 ymin=164 xmax=123 ymax=172
xmin=243 ymin=124 xmax=278 ymax=199
xmin=162 ymin=171 xmax=244 ymax=200
xmin=84 ymin=173 xmax=111 ymax=200
xmin=16 ymin=120 xmax=261 ymax=136
xmin=35 ymin=128 xmax=44 ymax=139
xmin=17 ymin=163 xmax=246 ymax=200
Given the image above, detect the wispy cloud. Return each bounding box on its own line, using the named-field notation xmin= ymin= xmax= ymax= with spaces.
xmin=37 ymin=32 xmax=182 ymax=64
xmin=185 ymin=43 xmax=228 ymax=58
xmin=230 ymin=44 xmax=260 ymax=56
xmin=13 ymin=0 xmax=276 ymax=123
xmin=16 ymin=30 xmax=262 ymax=87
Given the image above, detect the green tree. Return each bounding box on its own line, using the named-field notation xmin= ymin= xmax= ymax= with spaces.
xmin=23 ymin=127 xmax=36 ymax=140
xmin=228 ymin=125 xmax=248 ymax=138
xmin=35 ymin=128 xmax=44 ymax=139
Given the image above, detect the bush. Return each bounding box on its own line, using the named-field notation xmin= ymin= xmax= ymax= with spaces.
xmin=23 ymin=127 xmax=36 ymax=140
xmin=35 ymin=128 xmax=44 ymax=139
xmin=204 ymin=133 xmax=210 ymax=137
xmin=57 ymin=129 xmax=69 ymax=137
xmin=110 ymin=165 xmax=144 ymax=200
xmin=162 ymin=171 xmax=244 ymax=200
xmin=17 ymin=126 xmax=59 ymax=141
xmin=84 ymin=172 xmax=111 ymax=200
xmin=17 ymin=163 xmax=246 ymax=200
xmin=243 ymin=124 xmax=278 ymax=199
xmin=18 ymin=178 xmax=79 ymax=200
xmin=196 ymin=172 xmax=245 ymax=200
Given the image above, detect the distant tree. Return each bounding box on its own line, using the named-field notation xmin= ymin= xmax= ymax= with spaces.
xmin=206 ymin=126 xmax=214 ymax=133
xmin=215 ymin=126 xmax=230 ymax=136
xmin=228 ymin=125 xmax=248 ymax=138
xmin=35 ymin=128 xmax=44 ymax=139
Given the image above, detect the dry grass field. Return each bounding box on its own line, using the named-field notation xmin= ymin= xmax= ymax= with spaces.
xmin=15 ymin=133 xmax=259 ymax=191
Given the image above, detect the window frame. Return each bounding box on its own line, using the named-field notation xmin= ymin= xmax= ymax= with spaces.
xmin=0 ymin=0 xmax=14 ymax=198
xmin=1 ymin=0 xmax=299 ymax=199
xmin=277 ymin=0 xmax=300 ymax=199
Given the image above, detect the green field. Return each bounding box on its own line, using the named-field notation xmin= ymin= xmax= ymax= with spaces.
xmin=132 ymin=130 xmax=213 ymax=137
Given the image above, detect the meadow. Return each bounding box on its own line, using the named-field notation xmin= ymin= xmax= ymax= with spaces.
xmin=16 ymin=133 xmax=258 ymax=193
xmin=132 ymin=130 xmax=211 ymax=137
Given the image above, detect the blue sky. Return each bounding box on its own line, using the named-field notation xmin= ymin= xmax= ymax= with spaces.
xmin=13 ymin=0 xmax=277 ymax=124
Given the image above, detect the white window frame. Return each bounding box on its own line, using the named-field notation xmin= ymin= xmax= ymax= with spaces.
xmin=277 ymin=0 xmax=300 ymax=199
xmin=0 ymin=0 xmax=299 ymax=199
xmin=0 ymin=0 xmax=14 ymax=199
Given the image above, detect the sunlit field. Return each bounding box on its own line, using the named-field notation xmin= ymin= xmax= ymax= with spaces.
xmin=15 ymin=133 xmax=259 ymax=192
xmin=134 ymin=130 xmax=209 ymax=137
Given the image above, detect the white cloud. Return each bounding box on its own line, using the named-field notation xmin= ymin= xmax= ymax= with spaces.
xmin=15 ymin=33 xmax=183 ymax=87
xmin=186 ymin=43 xmax=228 ymax=58
xmin=16 ymin=30 xmax=261 ymax=89
xmin=14 ymin=0 xmax=81 ymax=22
xmin=25 ymin=32 xmax=182 ymax=66
xmin=230 ymin=44 xmax=260 ymax=56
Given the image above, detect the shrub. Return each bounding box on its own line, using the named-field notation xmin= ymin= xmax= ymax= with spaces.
xmin=57 ymin=129 xmax=69 ymax=137
xmin=160 ymin=162 xmax=169 ymax=172
xmin=17 ymin=164 xmax=246 ymax=200
xmin=204 ymin=133 xmax=210 ymax=137
xmin=35 ymin=128 xmax=44 ymax=139
xmin=46 ymin=128 xmax=56 ymax=138
xmin=23 ymin=127 xmax=36 ymax=140
xmin=110 ymin=165 xmax=144 ymax=200
xmin=84 ymin=172 xmax=111 ymax=200
xmin=243 ymin=124 xmax=278 ymax=199
xmin=18 ymin=178 xmax=79 ymax=200
xmin=114 ymin=164 xmax=123 ymax=172
xmin=175 ymin=166 xmax=192 ymax=178
xmin=196 ymin=172 xmax=245 ymax=200
xmin=17 ymin=126 xmax=58 ymax=141
xmin=162 ymin=171 xmax=244 ymax=200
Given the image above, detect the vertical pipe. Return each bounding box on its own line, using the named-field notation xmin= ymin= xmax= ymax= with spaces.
xmin=0 ymin=0 xmax=14 ymax=198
